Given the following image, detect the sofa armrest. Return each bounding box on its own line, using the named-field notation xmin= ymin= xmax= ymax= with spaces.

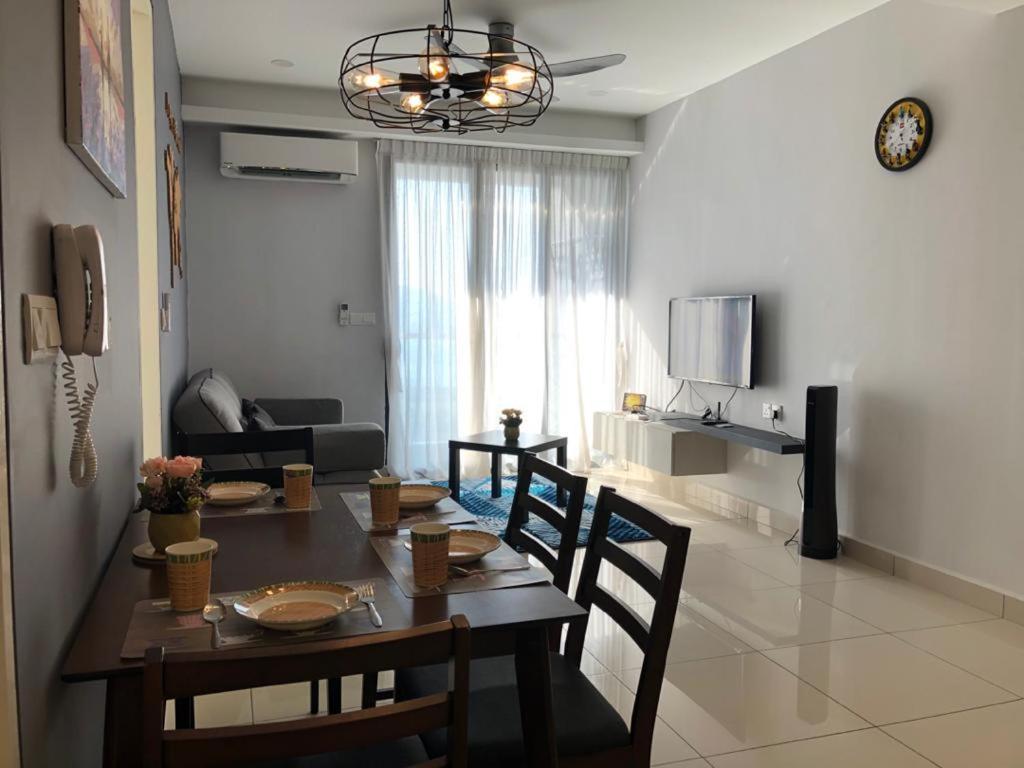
xmin=310 ymin=423 xmax=386 ymax=473
xmin=255 ymin=398 xmax=344 ymax=425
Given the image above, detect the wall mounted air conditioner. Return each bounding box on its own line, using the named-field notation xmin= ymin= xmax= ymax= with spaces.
xmin=220 ymin=132 xmax=358 ymax=185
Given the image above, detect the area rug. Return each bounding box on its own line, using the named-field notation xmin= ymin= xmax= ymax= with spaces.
xmin=431 ymin=475 xmax=653 ymax=547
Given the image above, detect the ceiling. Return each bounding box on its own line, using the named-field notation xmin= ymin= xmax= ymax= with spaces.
xmin=167 ymin=0 xmax=1020 ymax=117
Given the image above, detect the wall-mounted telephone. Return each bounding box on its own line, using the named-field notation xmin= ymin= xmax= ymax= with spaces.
xmin=53 ymin=224 xmax=109 ymax=488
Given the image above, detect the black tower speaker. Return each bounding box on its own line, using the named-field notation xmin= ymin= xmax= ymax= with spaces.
xmin=801 ymin=385 xmax=838 ymax=559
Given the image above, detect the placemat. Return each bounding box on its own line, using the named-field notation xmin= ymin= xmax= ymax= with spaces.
xmin=120 ymin=576 xmax=395 ymax=659
xmin=370 ymin=531 xmax=551 ymax=598
xmin=341 ymin=491 xmax=477 ymax=532
xmin=201 ymin=486 xmax=323 ymax=518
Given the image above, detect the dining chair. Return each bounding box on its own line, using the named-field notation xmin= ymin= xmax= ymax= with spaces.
xmin=380 ymin=454 xmax=588 ymax=712
xmin=181 ymin=427 xmax=324 ymax=718
xmin=142 ymin=617 xmax=472 ymax=768
xmin=399 ymin=486 xmax=691 ymax=767
xmin=182 ymin=427 xmax=316 ymax=486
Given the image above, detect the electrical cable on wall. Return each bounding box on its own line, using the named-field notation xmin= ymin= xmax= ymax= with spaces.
xmin=61 ymin=352 xmax=99 ymax=488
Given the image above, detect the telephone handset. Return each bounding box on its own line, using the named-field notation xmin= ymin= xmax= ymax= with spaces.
xmin=53 ymin=224 xmax=108 ymax=488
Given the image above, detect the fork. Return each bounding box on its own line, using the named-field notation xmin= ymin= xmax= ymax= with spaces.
xmin=355 ymin=583 xmax=383 ymax=628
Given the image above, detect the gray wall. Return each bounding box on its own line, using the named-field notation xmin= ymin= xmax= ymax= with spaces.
xmin=153 ymin=0 xmax=188 ymax=451
xmin=0 ymin=0 xmax=145 ymax=764
xmin=0 ymin=0 xmax=185 ymax=763
xmin=626 ymin=0 xmax=1024 ymax=595
xmin=185 ymin=127 xmax=385 ymax=425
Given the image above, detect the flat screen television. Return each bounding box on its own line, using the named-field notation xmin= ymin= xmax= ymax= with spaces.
xmin=668 ymin=295 xmax=755 ymax=388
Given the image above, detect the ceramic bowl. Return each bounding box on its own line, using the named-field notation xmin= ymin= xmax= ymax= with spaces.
xmin=447 ymin=529 xmax=501 ymax=564
xmin=234 ymin=581 xmax=358 ymax=631
xmin=398 ymin=485 xmax=451 ymax=510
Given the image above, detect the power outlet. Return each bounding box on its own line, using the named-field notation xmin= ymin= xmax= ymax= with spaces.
xmin=338 ymin=303 xmax=350 ymax=326
xmin=762 ymin=402 xmax=783 ymax=420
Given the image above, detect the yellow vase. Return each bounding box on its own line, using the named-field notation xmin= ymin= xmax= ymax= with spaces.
xmin=148 ymin=510 xmax=201 ymax=554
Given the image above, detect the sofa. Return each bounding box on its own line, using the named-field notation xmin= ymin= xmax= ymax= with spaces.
xmin=172 ymin=368 xmax=386 ymax=484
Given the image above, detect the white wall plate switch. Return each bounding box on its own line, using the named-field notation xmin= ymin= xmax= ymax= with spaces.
xmin=22 ymin=294 xmax=61 ymax=364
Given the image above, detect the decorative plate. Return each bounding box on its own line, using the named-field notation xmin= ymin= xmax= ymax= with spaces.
xmin=875 ymin=97 xmax=932 ymax=172
xmin=206 ymin=481 xmax=271 ymax=507
xmin=399 ymin=485 xmax=451 ymax=510
xmin=447 ymin=529 xmax=501 ymax=564
xmin=234 ymin=581 xmax=358 ymax=631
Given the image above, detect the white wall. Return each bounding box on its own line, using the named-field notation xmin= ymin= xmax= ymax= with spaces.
xmin=626 ymin=0 xmax=1024 ymax=596
xmin=185 ymin=126 xmax=385 ymax=424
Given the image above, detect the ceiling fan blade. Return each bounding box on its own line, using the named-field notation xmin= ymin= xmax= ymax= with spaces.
xmin=547 ymin=54 xmax=625 ymax=78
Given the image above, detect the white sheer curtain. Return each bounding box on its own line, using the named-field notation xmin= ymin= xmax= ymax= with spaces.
xmin=379 ymin=139 xmax=627 ymax=478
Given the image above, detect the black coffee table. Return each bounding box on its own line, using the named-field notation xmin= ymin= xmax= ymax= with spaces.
xmin=449 ymin=430 xmax=569 ymax=506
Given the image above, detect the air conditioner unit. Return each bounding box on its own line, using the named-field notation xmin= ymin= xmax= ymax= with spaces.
xmin=219 ymin=132 xmax=358 ymax=185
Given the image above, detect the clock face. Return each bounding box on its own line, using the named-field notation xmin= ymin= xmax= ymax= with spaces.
xmin=875 ymin=98 xmax=932 ymax=172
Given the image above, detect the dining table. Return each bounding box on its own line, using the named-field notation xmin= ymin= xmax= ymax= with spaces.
xmin=61 ymin=484 xmax=586 ymax=767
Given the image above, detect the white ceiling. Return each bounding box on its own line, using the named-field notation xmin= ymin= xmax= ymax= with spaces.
xmin=167 ymin=0 xmax=1020 ymax=116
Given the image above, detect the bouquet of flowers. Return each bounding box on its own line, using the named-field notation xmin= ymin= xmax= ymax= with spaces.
xmin=135 ymin=456 xmax=208 ymax=515
xmin=500 ymin=408 xmax=523 ymax=428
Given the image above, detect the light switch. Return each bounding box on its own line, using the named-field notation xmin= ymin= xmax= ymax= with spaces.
xmin=22 ymin=294 xmax=61 ymax=364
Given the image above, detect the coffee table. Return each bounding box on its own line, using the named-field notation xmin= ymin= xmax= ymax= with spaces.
xmin=448 ymin=430 xmax=569 ymax=506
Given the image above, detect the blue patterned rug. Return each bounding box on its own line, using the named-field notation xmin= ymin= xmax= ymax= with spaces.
xmin=431 ymin=475 xmax=654 ymax=548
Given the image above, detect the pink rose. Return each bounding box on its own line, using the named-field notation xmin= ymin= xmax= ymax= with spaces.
xmin=140 ymin=456 xmax=167 ymax=478
xmin=145 ymin=474 xmax=164 ymax=490
xmin=166 ymin=456 xmax=199 ymax=478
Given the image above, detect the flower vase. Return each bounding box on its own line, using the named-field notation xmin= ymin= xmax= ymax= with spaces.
xmin=148 ymin=510 xmax=201 ymax=554
xmin=503 ymin=425 xmax=520 ymax=442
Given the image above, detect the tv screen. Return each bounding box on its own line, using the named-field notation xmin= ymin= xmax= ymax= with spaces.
xmin=668 ymin=295 xmax=755 ymax=388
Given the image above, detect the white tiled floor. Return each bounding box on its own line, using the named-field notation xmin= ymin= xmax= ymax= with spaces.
xmin=176 ymin=490 xmax=1024 ymax=767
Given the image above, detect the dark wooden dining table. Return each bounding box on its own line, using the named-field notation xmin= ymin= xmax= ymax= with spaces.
xmin=62 ymin=484 xmax=585 ymax=767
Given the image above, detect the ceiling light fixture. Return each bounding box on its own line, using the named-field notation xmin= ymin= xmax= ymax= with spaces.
xmin=338 ymin=0 xmax=626 ymax=134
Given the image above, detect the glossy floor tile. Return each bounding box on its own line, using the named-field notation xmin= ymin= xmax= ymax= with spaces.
xmin=688 ymin=518 xmax=794 ymax=552
xmin=620 ymin=652 xmax=868 ymax=756
xmin=194 ymin=690 xmax=253 ymax=727
xmin=765 ymin=634 xmax=1015 ymax=725
xmin=683 ymin=585 xmax=880 ymax=650
xmin=896 ymin=619 xmax=1024 ymax=696
xmin=883 ymin=700 xmax=1024 ymax=768
xmin=705 ymin=728 xmax=934 ymax=767
xmin=252 ymin=675 xmax=390 ymax=722
xmin=585 ymin=601 xmax=751 ymax=672
xmin=586 ymin=673 xmax=700 ymax=763
xmin=726 ymin=547 xmax=887 ymax=586
xmin=802 ymin=576 xmax=997 ymax=632
xmin=681 ymin=551 xmax=788 ymax=598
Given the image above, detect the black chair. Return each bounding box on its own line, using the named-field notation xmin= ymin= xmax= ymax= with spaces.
xmin=399 ymin=487 xmax=691 ymax=768
xmin=142 ymin=618 xmax=472 ymax=768
xmin=383 ymin=455 xmax=588 ymax=712
xmin=181 ymin=427 xmax=315 ymax=487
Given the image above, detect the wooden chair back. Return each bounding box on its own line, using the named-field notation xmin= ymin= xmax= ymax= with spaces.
xmin=143 ymin=617 xmax=471 ymax=768
xmin=505 ymin=453 xmax=589 ymax=593
xmin=563 ymin=487 xmax=691 ymax=767
xmin=182 ymin=427 xmax=315 ymax=486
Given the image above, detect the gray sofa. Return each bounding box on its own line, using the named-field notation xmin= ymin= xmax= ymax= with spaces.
xmin=172 ymin=368 xmax=386 ymax=484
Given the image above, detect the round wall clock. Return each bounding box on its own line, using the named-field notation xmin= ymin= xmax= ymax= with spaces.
xmin=875 ymin=97 xmax=932 ymax=172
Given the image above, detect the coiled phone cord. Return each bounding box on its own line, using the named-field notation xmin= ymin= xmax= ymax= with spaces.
xmin=61 ymin=353 xmax=99 ymax=488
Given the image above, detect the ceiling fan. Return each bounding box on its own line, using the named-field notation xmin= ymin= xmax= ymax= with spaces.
xmin=338 ymin=0 xmax=626 ymax=134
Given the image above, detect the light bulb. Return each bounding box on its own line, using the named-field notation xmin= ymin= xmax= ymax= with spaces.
xmin=400 ymin=92 xmax=426 ymax=114
xmin=344 ymin=66 xmax=397 ymax=95
xmin=492 ymin=64 xmax=535 ymax=91
xmin=418 ymin=42 xmax=450 ymax=82
xmin=480 ymin=88 xmax=508 ymax=108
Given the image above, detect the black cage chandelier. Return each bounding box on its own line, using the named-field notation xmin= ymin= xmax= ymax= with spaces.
xmin=338 ymin=0 xmax=554 ymax=134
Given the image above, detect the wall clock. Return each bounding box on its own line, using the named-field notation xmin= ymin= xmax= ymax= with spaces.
xmin=875 ymin=97 xmax=932 ymax=172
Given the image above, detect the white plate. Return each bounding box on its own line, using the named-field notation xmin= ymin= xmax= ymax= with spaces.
xmin=206 ymin=482 xmax=271 ymax=507
xmin=234 ymin=581 xmax=358 ymax=631
xmin=447 ymin=529 xmax=502 ymax=564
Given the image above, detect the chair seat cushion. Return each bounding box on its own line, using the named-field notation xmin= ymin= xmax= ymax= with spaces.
xmin=252 ymin=736 xmax=429 ymax=768
xmin=396 ymin=654 xmax=631 ymax=766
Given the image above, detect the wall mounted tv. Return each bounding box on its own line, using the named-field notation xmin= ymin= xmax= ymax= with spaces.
xmin=668 ymin=295 xmax=755 ymax=388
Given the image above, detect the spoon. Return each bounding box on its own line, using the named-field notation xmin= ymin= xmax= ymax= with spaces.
xmin=202 ymin=598 xmax=226 ymax=649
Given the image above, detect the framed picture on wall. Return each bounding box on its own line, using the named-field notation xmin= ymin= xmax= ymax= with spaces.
xmin=64 ymin=0 xmax=128 ymax=198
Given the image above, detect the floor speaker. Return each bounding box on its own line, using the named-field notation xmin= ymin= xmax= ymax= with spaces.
xmin=801 ymin=385 xmax=838 ymax=559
